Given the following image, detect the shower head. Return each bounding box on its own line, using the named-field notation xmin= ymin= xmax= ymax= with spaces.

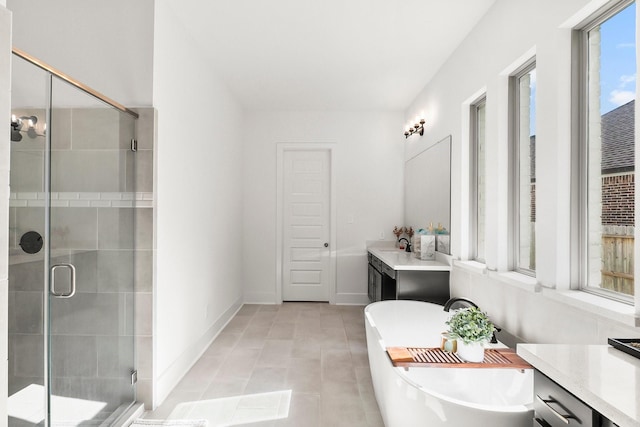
xmin=11 ymin=114 xmax=41 ymax=142
xmin=10 ymin=114 xmax=22 ymax=142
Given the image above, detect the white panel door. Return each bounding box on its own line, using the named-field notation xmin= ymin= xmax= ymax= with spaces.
xmin=282 ymin=149 xmax=331 ymax=301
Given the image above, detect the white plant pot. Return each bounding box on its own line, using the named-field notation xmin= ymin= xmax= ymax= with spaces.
xmin=456 ymin=340 xmax=486 ymax=362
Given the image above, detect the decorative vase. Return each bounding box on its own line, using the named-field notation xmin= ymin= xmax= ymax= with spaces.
xmin=456 ymin=340 xmax=485 ymax=362
xmin=440 ymin=333 xmax=457 ymax=353
xmin=436 ymin=234 xmax=450 ymax=254
xmin=419 ymin=235 xmax=436 ymax=260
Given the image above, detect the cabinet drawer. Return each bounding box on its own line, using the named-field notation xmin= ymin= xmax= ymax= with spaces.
xmin=380 ymin=262 xmax=396 ymax=279
xmin=534 ymin=371 xmax=595 ymax=427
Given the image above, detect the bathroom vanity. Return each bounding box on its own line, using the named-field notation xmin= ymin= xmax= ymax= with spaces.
xmin=367 ymin=246 xmax=451 ymax=305
xmin=518 ymin=344 xmax=640 ymax=427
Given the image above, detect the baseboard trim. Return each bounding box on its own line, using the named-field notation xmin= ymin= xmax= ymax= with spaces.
xmin=244 ymin=291 xmax=369 ymax=306
xmin=335 ymin=292 xmax=369 ymax=305
xmin=154 ymin=297 xmax=243 ymax=407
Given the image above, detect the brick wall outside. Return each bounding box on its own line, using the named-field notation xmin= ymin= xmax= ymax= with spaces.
xmin=530 ymin=183 xmax=536 ymax=223
xmin=602 ymin=173 xmax=634 ymax=226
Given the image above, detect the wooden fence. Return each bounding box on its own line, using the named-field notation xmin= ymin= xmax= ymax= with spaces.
xmin=601 ymin=233 xmax=634 ymax=296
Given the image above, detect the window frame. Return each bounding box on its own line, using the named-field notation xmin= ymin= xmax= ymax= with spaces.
xmin=471 ymin=96 xmax=487 ymax=263
xmin=510 ymin=59 xmax=537 ymax=277
xmin=576 ymin=0 xmax=636 ymax=303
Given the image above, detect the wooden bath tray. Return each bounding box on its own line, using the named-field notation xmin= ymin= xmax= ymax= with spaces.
xmin=386 ymin=347 xmax=532 ymax=369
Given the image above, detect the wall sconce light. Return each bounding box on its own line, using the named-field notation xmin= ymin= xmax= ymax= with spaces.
xmin=11 ymin=114 xmax=44 ymax=142
xmin=404 ymin=118 xmax=425 ymax=138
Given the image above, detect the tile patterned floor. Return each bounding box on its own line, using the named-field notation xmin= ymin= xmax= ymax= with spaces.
xmin=143 ymin=303 xmax=384 ymax=427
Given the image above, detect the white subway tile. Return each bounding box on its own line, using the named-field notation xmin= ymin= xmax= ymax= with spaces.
xmin=79 ymin=192 xmax=101 ymax=200
xmin=112 ymin=200 xmax=134 ymax=208
xmin=18 ymin=192 xmax=38 ymax=200
xmin=58 ymin=192 xmax=80 ymax=200
xmin=101 ymin=192 xmax=123 ymax=200
xmin=135 ymin=201 xmax=154 ymax=208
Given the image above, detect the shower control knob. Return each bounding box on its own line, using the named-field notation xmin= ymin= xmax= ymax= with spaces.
xmin=19 ymin=231 xmax=43 ymax=254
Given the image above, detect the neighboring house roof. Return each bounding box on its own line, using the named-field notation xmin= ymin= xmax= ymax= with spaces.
xmin=602 ymin=100 xmax=634 ymax=173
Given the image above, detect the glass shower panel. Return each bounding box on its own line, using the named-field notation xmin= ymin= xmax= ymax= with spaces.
xmin=8 ymin=55 xmax=49 ymax=427
xmin=47 ymin=76 xmax=137 ymax=426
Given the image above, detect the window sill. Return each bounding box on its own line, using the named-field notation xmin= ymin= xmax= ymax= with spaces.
xmin=453 ymin=260 xmax=488 ymax=275
xmin=453 ymin=262 xmax=540 ymax=293
xmin=452 ymin=262 xmax=639 ymax=327
xmin=490 ymin=270 xmax=540 ymax=293
xmin=542 ymin=288 xmax=640 ymax=327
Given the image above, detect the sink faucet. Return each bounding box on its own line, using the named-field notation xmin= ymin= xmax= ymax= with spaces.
xmin=398 ymin=237 xmax=412 ymax=252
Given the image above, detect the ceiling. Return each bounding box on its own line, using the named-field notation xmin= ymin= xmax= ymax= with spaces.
xmin=169 ymin=0 xmax=496 ymax=111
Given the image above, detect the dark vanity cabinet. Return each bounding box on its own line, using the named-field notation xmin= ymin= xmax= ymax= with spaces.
xmin=367 ymin=249 xmax=450 ymax=304
xmin=367 ymin=253 xmax=396 ymax=302
xmin=395 ymin=269 xmax=449 ymax=305
xmin=533 ymin=371 xmax=618 ymax=427
xmin=367 ymin=253 xmax=382 ymax=302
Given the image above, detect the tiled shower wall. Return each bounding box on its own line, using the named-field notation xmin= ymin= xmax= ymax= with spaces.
xmin=7 ymin=106 xmax=155 ymax=416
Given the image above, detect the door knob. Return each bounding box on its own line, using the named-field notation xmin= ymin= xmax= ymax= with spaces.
xmin=324 ymin=243 xmax=329 ymax=248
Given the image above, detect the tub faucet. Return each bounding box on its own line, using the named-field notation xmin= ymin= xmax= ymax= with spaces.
xmin=443 ymin=297 xmax=478 ymax=312
xmin=398 ymin=237 xmax=412 ymax=252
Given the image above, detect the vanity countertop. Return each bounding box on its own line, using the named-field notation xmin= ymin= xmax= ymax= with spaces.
xmin=368 ymin=247 xmax=451 ymax=272
xmin=517 ymin=343 xmax=640 ymax=427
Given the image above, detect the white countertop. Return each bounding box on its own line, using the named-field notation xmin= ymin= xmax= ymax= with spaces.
xmin=368 ymin=247 xmax=451 ymax=271
xmin=517 ymin=343 xmax=640 ymax=427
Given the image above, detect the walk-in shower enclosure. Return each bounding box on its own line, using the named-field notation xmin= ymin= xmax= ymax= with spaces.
xmin=8 ymin=51 xmax=139 ymax=426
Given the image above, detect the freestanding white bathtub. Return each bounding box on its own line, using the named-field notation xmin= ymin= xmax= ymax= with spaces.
xmin=365 ymin=300 xmax=534 ymax=427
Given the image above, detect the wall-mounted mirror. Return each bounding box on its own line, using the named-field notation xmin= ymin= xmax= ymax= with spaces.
xmin=404 ymin=135 xmax=451 ymax=254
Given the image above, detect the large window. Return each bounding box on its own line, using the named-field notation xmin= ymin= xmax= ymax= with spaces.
xmin=581 ymin=1 xmax=636 ymax=300
xmin=512 ymin=62 xmax=537 ymax=275
xmin=472 ymin=97 xmax=487 ymax=262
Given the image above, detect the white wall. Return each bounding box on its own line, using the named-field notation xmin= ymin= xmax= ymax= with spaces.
xmin=8 ymin=0 xmax=154 ymax=107
xmin=152 ymin=1 xmax=245 ymax=405
xmin=243 ymin=111 xmax=404 ymax=305
xmin=405 ymin=0 xmax=640 ymax=343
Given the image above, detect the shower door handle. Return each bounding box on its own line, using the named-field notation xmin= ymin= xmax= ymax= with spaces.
xmin=51 ymin=263 xmax=76 ymax=298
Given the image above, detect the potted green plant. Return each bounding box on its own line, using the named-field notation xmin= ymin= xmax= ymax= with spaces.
xmin=445 ymin=307 xmax=495 ymax=362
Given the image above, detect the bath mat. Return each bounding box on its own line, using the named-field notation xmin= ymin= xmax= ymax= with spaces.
xmin=130 ymin=420 xmax=208 ymax=427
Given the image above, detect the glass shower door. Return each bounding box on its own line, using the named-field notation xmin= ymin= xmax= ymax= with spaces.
xmin=9 ymin=51 xmax=138 ymax=426
xmin=47 ymin=76 xmax=137 ymax=426
xmin=8 ymin=54 xmax=49 ymax=427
